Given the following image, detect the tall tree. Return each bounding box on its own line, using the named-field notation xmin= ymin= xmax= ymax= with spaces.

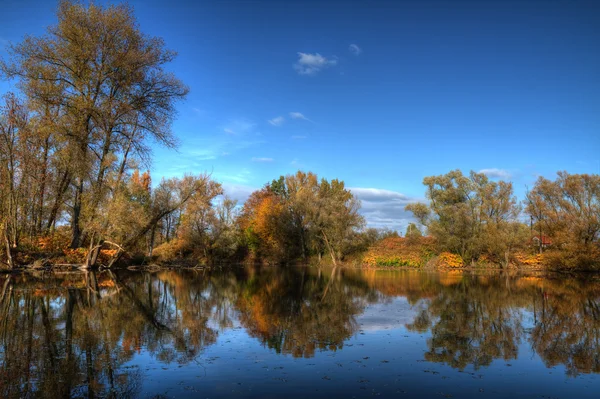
xmin=1 ymin=0 xmax=189 ymax=248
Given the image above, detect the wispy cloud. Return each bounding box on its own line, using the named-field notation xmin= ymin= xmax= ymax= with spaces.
xmin=349 ymin=43 xmax=362 ymax=56
xmin=289 ymin=112 xmax=312 ymax=122
xmin=222 ymin=119 xmax=256 ymax=135
xmin=192 ymin=107 xmax=206 ymax=117
xmin=350 ymin=187 xmax=423 ymax=232
xmin=186 ymin=149 xmax=218 ymax=161
xmin=291 ymin=135 xmax=307 ymax=139
xmin=294 ymin=52 xmax=337 ymax=76
xmin=213 ymin=168 xmax=253 ymax=185
xmin=479 ymin=168 xmax=512 ymax=180
xmin=268 ymin=116 xmax=285 ymax=126
xmin=252 ymin=157 xmax=274 ymax=163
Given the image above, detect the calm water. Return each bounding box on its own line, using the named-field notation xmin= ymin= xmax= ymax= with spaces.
xmin=1 ymin=267 xmax=599 ymax=398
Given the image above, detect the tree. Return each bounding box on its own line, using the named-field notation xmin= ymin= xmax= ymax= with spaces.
xmin=1 ymin=0 xmax=188 ymax=249
xmin=525 ymin=172 xmax=600 ymax=268
xmin=239 ymin=171 xmax=364 ymax=265
xmin=405 ymin=170 xmax=521 ymax=265
xmin=0 ymin=93 xmax=28 ymax=267
xmin=405 ymin=223 xmax=422 ymax=238
xmin=313 ymin=178 xmax=364 ymax=265
xmin=238 ymin=187 xmax=293 ymax=263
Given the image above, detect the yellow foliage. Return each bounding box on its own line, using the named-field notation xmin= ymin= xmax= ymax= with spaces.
xmin=514 ymin=252 xmax=544 ymax=267
xmin=437 ymin=252 xmax=464 ymax=268
xmin=362 ymin=237 xmax=434 ymax=267
xmin=152 ymin=239 xmax=188 ymax=262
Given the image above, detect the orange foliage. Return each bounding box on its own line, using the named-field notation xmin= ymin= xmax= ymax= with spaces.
xmin=62 ymin=248 xmax=88 ymax=263
xmin=239 ymin=187 xmax=288 ymax=260
xmin=439 ymin=270 xmax=464 ymax=286
xmin=131 ymin=169 xmax=151 ymax=192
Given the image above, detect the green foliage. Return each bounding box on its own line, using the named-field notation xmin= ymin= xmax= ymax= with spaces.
xmin=405 ymin=223 xmax=422 ymax=238
xmin=405 ymin=170 xmax=522 ymax=265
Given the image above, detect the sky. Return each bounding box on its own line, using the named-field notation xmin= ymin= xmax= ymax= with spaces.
xmin=1 ymin=0 xmax=599 ymax=232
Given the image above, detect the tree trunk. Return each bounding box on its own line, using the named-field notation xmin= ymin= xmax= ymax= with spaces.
xmin=3 ymin=225 xmax=14 ymax=269
xmin=321 ymin=230 xmax=337 ymax=266
xmin=147 ymin=225 xmax=156 ymax=257
xmin=70 ymin=178 xmax=84 ymax=248
xmin=36 ymin=136 xmax=50 ymax=234
xmin=45 ymin=169 xmax=71 ymax=232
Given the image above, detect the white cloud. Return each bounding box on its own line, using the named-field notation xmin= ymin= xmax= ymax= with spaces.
xmin=291 ymin=135 xmax=307 ymax=139
xmin=479 ymin=168 xmax=511 ymax=179
xmin=350 ymin=187 xmax=423 ymax=232
xmin=294 ymin=52 xmax=337 ymax=76
xmin=221 ymin=183 xmax=256 ymax=204
xmin=349 ymin=43 xmax=362 ymax=55
xmin=224 ymin=128 xmax=235 ymax=135
xmin=252 ymin=157 xmax=274 ymax=163
xmin=289 ymin=112 xmax=312 ymax=122
xmin=268 ymin=116 xmax=285 ymax=126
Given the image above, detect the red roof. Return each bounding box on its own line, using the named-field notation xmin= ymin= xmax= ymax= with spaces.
xmin=531 ymin=235 xmax=552 ymax=245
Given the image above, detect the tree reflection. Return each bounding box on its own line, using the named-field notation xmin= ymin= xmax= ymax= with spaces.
xmin=0 ymin=270 xmax=225 ymax=398
xmin=235 ymin=266 xmax=379 ymax=357
xmin=0 ymin=268 xmax=599 ymax=397
xmin=530 ymin=278 xmax=600 ymax=376
xmin=395 ymin=272 xmax=600 ymax=376
xmin=406 ymin=276 xmax=523 ymax=370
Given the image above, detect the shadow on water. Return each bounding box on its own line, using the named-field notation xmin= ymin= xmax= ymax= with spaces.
xmin=0 ymin=267 xmax=599 ymax=397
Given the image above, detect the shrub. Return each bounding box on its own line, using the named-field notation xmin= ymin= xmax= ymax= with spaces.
xmin=437 ymin=252 xmax=464 ymax=268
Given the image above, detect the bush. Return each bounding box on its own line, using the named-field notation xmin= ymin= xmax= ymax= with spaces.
xmin=362 ymin=236 xmax=435 ymax=268
xmin=437 ymin=252 xmax=464 ymax=268
xmin=152 ymin=239 xmax=189 ymax=263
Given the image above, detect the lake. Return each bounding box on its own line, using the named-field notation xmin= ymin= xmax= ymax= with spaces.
xmin=0 ymin=266 xmax=599 ymax=398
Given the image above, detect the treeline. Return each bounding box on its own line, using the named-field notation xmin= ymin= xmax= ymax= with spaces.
xmin=149 ymin=170 xmax=372 ymax=267
xmin=0 ymin=1 xmax=374 ymax=269
xmin=1 ymin=2 xmax=598 ymax=270
xmin=405 ymin=170 xmax=600 ymax=270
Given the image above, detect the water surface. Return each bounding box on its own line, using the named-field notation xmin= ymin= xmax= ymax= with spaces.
xmin=1 ymin=267 xmax=599 ymax=398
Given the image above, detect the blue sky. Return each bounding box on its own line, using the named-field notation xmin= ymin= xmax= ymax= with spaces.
xmin=1 ymin=0 xmax=599 ymax=231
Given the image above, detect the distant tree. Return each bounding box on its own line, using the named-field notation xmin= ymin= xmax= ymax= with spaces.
xmin=405 ymin=223 xmax=422 ymax=238
xmin=405 ymin=170 xmax=521 ymax=265
xmin=525 ymin=172 xmax=600 ymax=268
xmin=238 ymin=171 xmax=364 ymax=265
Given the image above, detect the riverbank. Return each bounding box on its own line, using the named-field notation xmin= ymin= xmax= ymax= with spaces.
xmin=2 ymin=234 xmax=599 ymax=273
